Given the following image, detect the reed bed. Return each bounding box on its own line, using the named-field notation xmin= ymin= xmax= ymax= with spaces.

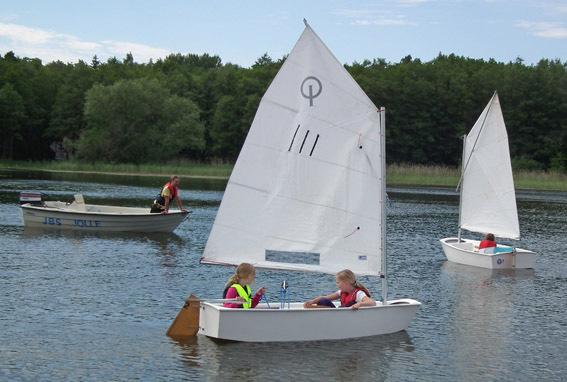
xmin=1 ymin=161 xmax=565 ymax=191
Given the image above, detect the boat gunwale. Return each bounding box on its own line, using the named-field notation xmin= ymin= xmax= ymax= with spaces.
xmin=201 ymin=298 xmax=421 ymax=313
xmin=20 ymin=203 xmax=189 ymax=218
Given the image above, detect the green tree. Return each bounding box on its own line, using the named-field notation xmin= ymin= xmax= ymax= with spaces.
xmin=48 ymin=61 xmax=96 ymax=145
xmin=0 ymin=50 xmax=565 ymax=170
xmin=78 ymin=78 xmax=205 ymax=163
xmin=0 ymin=83 xmax=27 ymax=158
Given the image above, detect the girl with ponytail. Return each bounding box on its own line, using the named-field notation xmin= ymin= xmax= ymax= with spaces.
xmin=304 ymin=269 xmax=375 ymax=310
xmin=222 ymin=263 xmax=266 ymax=309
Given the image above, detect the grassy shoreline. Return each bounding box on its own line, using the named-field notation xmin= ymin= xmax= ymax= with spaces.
xmin=1 ymin=160 xmax=565 ymax=191
xmin=0 ymin=160 xmax=233 ymax=179
xmin=388 ymin=164 xmax=567 ymax=191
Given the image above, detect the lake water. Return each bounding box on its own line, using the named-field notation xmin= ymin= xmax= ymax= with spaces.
xmin=1 ymin=170 xmax=566 ymax=381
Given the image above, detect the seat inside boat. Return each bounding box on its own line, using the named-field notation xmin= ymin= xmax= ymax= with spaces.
xmin=451 ymin=241 xmax=475 ymax=251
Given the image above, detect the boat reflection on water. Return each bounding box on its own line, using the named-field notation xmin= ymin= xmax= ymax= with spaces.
xmin=441 ymin=260 xmax=535 ymax=283
xmin=171 ymin=331 xmax=414 ymax=380
xmin=21 ymin=226 xmax=184 ymax=244
xmin=20 ymin=227 xmax=185 ymax=266
xmin=440 ymin=261 xmax=535 ymax=379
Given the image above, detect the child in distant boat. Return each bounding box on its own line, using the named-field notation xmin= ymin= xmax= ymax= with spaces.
xmin=476 ymin=233 xmax=497 ymax=254
xmin=223 ymin=263 xmax=265 ymax=309
xmin=303 ymin=269 xmax=376 ymax=310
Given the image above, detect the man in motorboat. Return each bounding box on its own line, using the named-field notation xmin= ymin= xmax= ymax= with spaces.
xmin=150 ymin=175 xmax=187 ymax=214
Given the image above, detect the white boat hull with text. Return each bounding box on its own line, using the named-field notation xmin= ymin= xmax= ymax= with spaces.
xmin=21 ymin=201 xmax=188 ymax=233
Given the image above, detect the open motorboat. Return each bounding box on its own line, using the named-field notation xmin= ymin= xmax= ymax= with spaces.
xmin=168 ymin=20 xmax=420 ymax=343
xmin=20 ymin=192 xmax=188 ymax=233
xmin=440 ymin=92 xmax=536 ymax=269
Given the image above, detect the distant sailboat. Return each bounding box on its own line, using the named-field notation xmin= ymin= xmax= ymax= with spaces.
xmin=168 ymin=21 xmax=420 ymax=342
xmin=440 ymin=92 xmax=536 ymax=269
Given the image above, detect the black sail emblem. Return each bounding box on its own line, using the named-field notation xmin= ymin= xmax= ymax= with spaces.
xmin=300 ymin=76 xmax=322 ymax=106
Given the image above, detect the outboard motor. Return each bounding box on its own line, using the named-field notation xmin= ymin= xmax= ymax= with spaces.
xmin=19 ymin=191 xmax=43 ymax=206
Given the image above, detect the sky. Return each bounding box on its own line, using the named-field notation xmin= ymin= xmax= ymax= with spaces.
xmin=0 ymin=0 xmax=566 ymax=66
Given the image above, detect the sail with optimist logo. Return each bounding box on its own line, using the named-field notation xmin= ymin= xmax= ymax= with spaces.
xmin=201 ymin=22 xmax=385 ymax=276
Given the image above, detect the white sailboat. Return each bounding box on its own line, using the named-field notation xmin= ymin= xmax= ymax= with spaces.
xmin=168 ymin=21 xmax=420 ymax=342
xmin=440 ymin=92 xmax=536 ymax=269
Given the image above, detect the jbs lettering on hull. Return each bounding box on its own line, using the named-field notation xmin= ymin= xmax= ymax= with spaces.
xmin=43 ymin=217 xmax=61 ymax=225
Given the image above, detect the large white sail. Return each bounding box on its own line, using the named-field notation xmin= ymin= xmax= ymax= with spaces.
xmin=459 ymin=92 xmax=520 ymax=239
xmin=201 ymin=23 xmax=383 ymax=275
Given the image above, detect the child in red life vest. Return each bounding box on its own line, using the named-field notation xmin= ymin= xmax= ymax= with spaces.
xmin=303 ymin=269 xmax=376 ymax=310
xmin=222 ymin=263 xmax=265 ymax=309
xmin=477 ymin=233 xmax=497 ymax=253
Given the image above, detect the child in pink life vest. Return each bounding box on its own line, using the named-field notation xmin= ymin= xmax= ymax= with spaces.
xmin=303 ymin=269 xmax=376 ymax=310
xmin=222 ymin=263 xmax=265 ymax=309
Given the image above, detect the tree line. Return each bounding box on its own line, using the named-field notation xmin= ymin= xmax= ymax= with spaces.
xmin=0 ymin=51 xmax=565 ymax=170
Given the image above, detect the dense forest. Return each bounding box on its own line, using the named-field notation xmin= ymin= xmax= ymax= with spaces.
xmin=0 ymin=51 xmax=565 ymax=170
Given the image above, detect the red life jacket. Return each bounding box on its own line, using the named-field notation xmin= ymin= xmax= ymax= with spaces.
xmin=479 ymin=240 xmax=496 ymax=249
xmin=163 ymin=182 xmax=178 ymax=200
xmin=155 ymin=182 xmax=178 ymax=208
xmin=340 ymin=288 xmax=367 ymax=307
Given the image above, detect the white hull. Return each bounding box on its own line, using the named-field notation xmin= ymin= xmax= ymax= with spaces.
xmin=21 ymin=201 xmax=188 ymax=233
xmin=199 ymin=299 xmax=421 ymax=342
xmin=440 ymin=237 xmax=536 ymax=269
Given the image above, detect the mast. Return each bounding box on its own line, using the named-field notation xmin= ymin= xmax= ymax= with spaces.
xmin=457 ymin=134 xmax=466 ymax=242
xmin=380 ymin=107 xmax=388 ymax=304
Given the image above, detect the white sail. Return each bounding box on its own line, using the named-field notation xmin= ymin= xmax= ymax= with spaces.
xmin=459 ymin=92 xmax=520 ymax=239
xmin=201 ymin=23 xmax=383 ymax=276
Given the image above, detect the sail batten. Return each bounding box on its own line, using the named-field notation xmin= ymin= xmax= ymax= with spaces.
xmin=459 ymin=93 xmax=520 ymax=239
xmin=243 ymin=141 xmax=381 ymax=177
xmin=201 ymin=24 xmax=383 ymax=276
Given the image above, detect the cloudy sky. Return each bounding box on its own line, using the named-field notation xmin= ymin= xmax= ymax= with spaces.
xmin=0 ymin=0 xmax=566 ymax=66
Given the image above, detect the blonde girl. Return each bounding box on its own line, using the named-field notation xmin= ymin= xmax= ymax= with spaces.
xmin=304 ymin=269 xmax=376 ymax=310
xmin=223 ymin=263 xmax=266 ymax=309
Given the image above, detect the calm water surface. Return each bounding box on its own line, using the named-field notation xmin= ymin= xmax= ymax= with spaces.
xmin=1 ymin=170 xmax=566 ymax=381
